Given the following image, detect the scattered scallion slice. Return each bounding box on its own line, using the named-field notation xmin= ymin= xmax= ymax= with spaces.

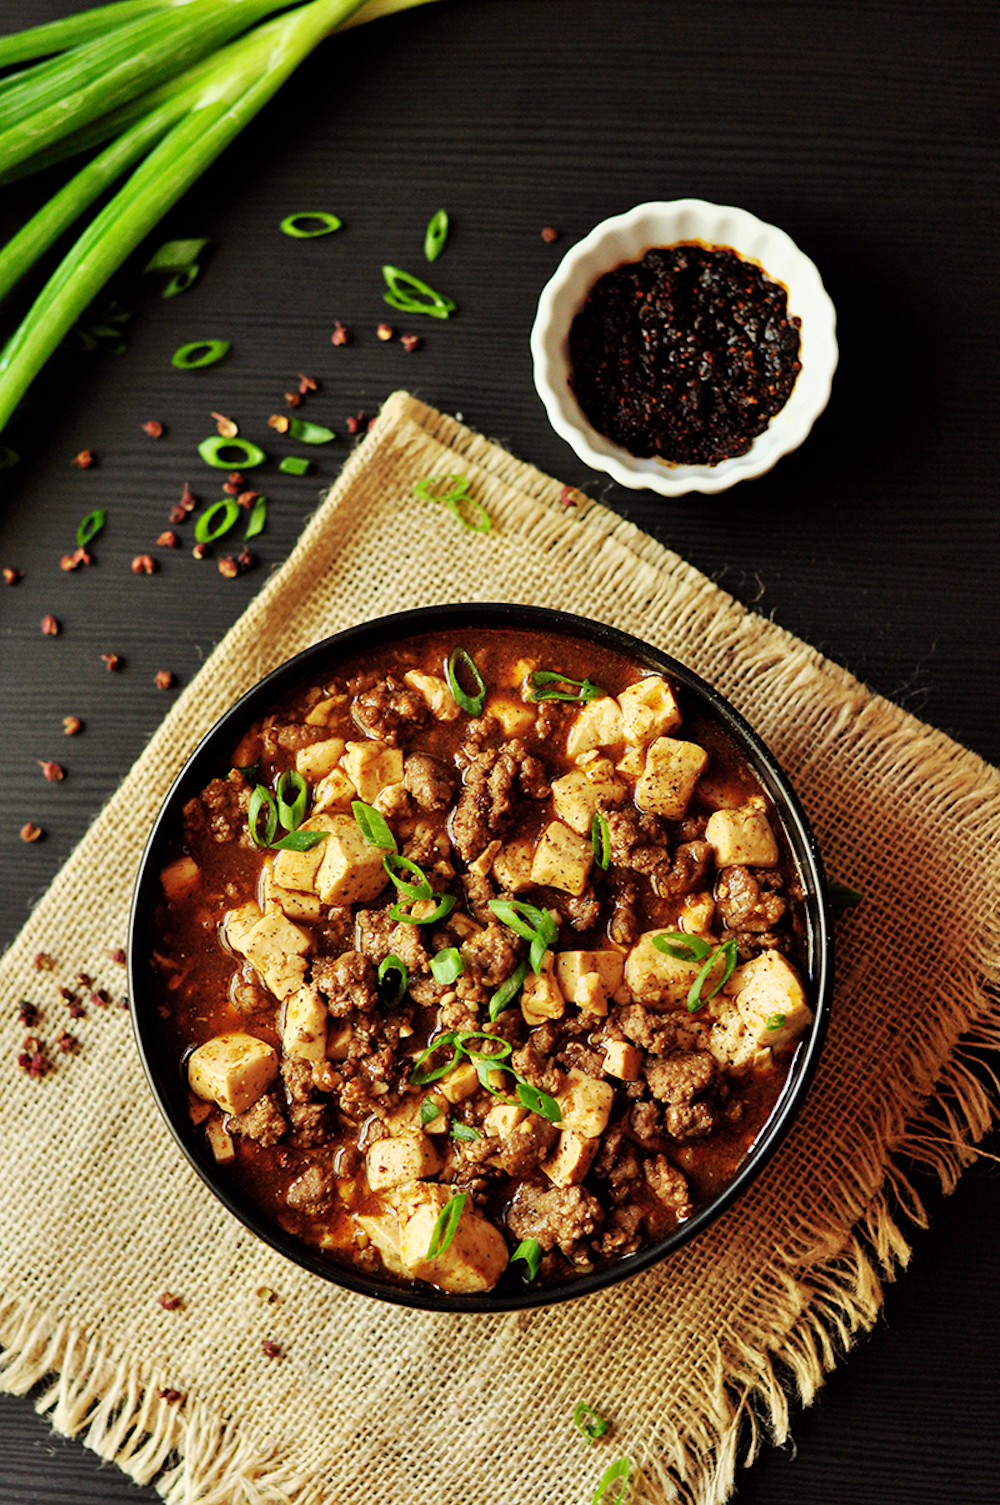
xmin=280 ymin=211 xmax=341 ymax=237
xmin=414 ymin=473 xmax=491 ymax=532
xmin=450 ymin=1122 xmax=480 ymax=1142
xmin=419 ymin=1097 xmax=441 ymax=1126
xmin=389 ymin=892 xmax=456 ymax=927
xmin=488 ymin=898 xmax=557 ymax=974
xmin=377 ymin=954 xmax=408 ymax=1007
xmin=509 ymin=1236 xmax=543 ymax=1282
xmin=573 ymin=1402 xmax=611 ymax=1444
xmin=162 ymin=263 xmax=199 ymax=297
xmin=424 ymin=208 xmax=448 ymax=261
xmin=683 ymin=936 xmax=738 ymax=1013
xmin=528 ymin=909 xmax=559 ymax=974
xmin=382 ymin=263 xmax=455 ymax=319
xmin=526 ymin=669 xmax=604 ymax=703
xmin=591 ymin=810 xmax=610 ymax=870
xmin=430 ymin=947 xmax=464 ymax=985
xmin=171 ymin=339 xmax=230 ymax=370
xmin=287 ymin=416 xmax=335 ymax=444
xmin=410 ymin=1032 xmax=462 ymax=1086
xmin=76 ymin=507 xmax=106 ymax=547
xmin=445 ymin=646 xmax=486 ymax=714
xmin=383 ymin=852 xmax=432 ymax=901
xmin=426 ymin=1191 xmax=466 ymax=1259
xmin=145 ymin=237 xmax=208 ymax=273
xmin=197 ymin=434 xmax=266 ymax=469
xmin=279 ymin=456 xmax=311 ymax=475
xmin=248 ymin=784 xmax=277 ymax=849
xmin=352 ymin=800 xmax=395 ymax=850
xmin=456 ymin=1032 xmax=513 ymax=1063
xmin=271 ymin=828 xmax=327 ymax=851
xmin=592 ymin=1457 xmax=632 ymax=1505
xmin=244 ymin=495 xmax=267 ymax=539
xmin=488 ymin=957 xmax=528 ymax=1022
xmin=193 ymin=497 xmax=240 ymax=543
xmin=830 ymin=880 xmax=865 ymax=914
xmin=652 ymin=931 xmax=713 ymax=963
xmin=275 ymin=768 xmax=308 ymax=831
xmin=766 ymin=1012 xmax=787 ymax=1031
xmin=515 ymin=1080 xmax=561 ymax=1123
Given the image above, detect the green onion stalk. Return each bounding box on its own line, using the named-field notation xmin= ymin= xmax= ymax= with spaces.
xmin=0 ymin=0 xmax=442 ymax=435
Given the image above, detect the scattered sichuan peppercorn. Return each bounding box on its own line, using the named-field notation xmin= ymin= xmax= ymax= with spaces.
xmin=558 ymin=485 xmax=579 ymax=508
xmin=154 ymin=670 xmax=175 ymax=689
xmin=159 ymin=1389 xmax=184 ymax=1405
xmin=158 ymin=1291 xmax=184 ymax=1311
xmin=345 ymin=412 xmax=366 ymax=435
xmin=60 ymin=548 xmax=92 ymax=571
xmin=169 ymin=483 xmax=197 ymax=524
xmin=17 ymin=1001 xmax=39 ymax=1026
xmin=41 ymin=615 xmax=60 ymax=635
xmin=67 ymin=999 xmax=86 ymax=1019
xmin=20 ymin=822 xmax=43 ymax=842
xmin=63 ymin=716 xmax=83 ymax=735
xmin=108 ymin=947 xmax=126 ymax=966
xmin=298 ymin=374 xmax=317 ymax=394
xmin=101 ymin=652 xmax=122 ymax=670
xmin=55 ymin=1029 xmax=80 ymax=1054
xmin=117 ymin=995 xmax=130 ymax=1011
xmin=72 ymin=449 xmax=94 ymax=468
xmin=400 ymin=333 xmax=421 ymax=352
xmin=211 ymin=412 xmax=238 ymax=438
xmin=376 ymin=323 xmax=394 ymax=341
xmin=330 ymin=321 xmax=350 ymax=345
xmin=34 ymin=953 xmax=55 ymax=971
xmin=541 ymin=226 xmax=560 ymax=243
xmin=192 ymin=542 xmax=208 ymax=560
xmin=131 ymin=554 xmax=157 ymax=575
xmin=3 ymin=567 xmax=23 ymax=584
xmin=18 ymin=1047 xmax=48 ymax=1077
xmin=58 ymin=986 xmax=75 ymax=1002
xmin=90 ymin=988 xmax=110 ymax=1006
xmin=268 ymin=414 xmax=290 ymax=433
xmin=157 ymin=531 xmax=180 ymax=548
xmin=217 ymin=556 xmax=239 ymax=579
xmin=236 ymin=490 xmax=257 ymax=509
xmin=38 ymin=760 xmax=65 ymax=782
xmin=284 ymin=390 xmax=301 ymax=407
xmin=261 ymin=1339 xmax=283 ymax=1360
xmin=142 ymin=420 xmax=164 ymax=438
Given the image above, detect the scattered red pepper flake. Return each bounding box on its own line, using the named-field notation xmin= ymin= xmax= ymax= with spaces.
xmin=541 ymin=225 xmax=560 ymax=243
xmin=72 ymin=449 xmax=94 ymax=468
xmin=211 ymin=412 xmax=239 ymax=439
xmin=63 ymin=715 xmax=83 ymax=735
xmin=298 ymin=374 xmax=318 ymax=394
xmin=159 ymin=1389 xmax=184 ymax=1405
xmin=131 ymin=554 xmax=157 ymax=575
xmin=60 ymin=548 xmax=92 ymax=571
xmin=142 ymin=420 xmax=164 ymax=438
xmin=157 ymin=530 xmax=180 ymax=548
xmin=376 ymin=323 xmax=394 ymax=342
xmin=236 ymin=547 xmax=255 ymax=572
xmin=330 ymin=321 xmax=350 ymax=346
xmin=158 ymin=1291 xmax=184 ymax=1311
xmin=192 ymin=542 xmax=208 ymax=561
xmin=3 ymin=567 xmax=23 ymax=584
xmin=58 ymin=986 xmax=76 ymax=1002
xmin=41 ymin=615 xmax=60 ymax=636
xmin=400 ymin=333 xmax=421 ymax=353
xmin=558 ymin=485 xmax=579 ymax=508
xmin=39 ymin=760 xmax=65 ymax=782
xmin=20 ymin=822 xmax=43 ymax=843
xmin=101 ymin=652 xmax=122 ymax=671
xmin=55 ymin=1029 xmax=80 ymax=1054
xmin=261 ymin=1339 xmax=283 ymax=1360
xmin=17 ymin=1039 xmax=49 ymax=1077
xmin=267 ymin=414 xmax=290 ymax=433
xmin=169 ymin=483 xmax=197 ymax=524
xmin=221 ymin=480 xmax=241 ymax=496
xmin=154 ymin=670 xmax=175 ymax=690
xmin=108 ymin=948 xmax=126 ymax=966
xmin=34 ymin=953 xmax=55 ymax=971
xmin=75 ymin=973 xmax=91 ymax=987
xmin=284 ymin=390 xmax=301 ymax=407
xmin=90 ymin=988 xmax=110 ymax=1007
xmin=345 ymin=411 xmax=366 ymax=435
xmin=217 ymin=556 xmax=239 ymax=579
xmin=17 ymin=1001 xmax=39 ymax=1026
xmin=67 ymin=999 xmax=86 ymax=1019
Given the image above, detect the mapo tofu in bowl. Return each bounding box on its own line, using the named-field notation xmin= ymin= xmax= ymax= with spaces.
xmin=131 ymin=605 xmax=831 ymax=1310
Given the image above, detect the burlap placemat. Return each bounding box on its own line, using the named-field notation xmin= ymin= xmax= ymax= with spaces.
xmin=2 ymin=391 xmax=999 ymax=1505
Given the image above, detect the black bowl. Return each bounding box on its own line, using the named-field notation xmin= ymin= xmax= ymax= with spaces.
xmin=129 ymin=603 xmax=833 ymax=1311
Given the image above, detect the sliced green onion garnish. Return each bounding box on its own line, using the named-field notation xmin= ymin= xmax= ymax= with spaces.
xmin=474 ymin=1059 xmax=519 ymax=1100
xmin=76 ymin=507 xmax=106 ymax=548
xmin=652 ymin=931 xmax=713 ymax=963
xmin=377 ymin=954 xmax=408 ymax=1007
xmin=426 ymin=1191 xmax=466 ymax=1259
xmin=766 ymin=1012 xmax=787 ymax=1031
xmin=591 ymin=811 xmax=611 ymax=871
xmin=193 ymin=498 xmax=240 ymax=543
xmin=280 ymin=212 xmax=342 ymax=238
xmin=145 ymin=239 xmax=208 ymax=273
xmin=244 ymin=496 xmax=267 ymax=540
xmin=389 ymin=893 xmax=456 ymax=927
xmin=287 ymin=416 xmax=335 ymax=445
xmin=685 ymin=937 xmax=739 ymax=1012
xmin=171 ymin=339 xmax=230 ymax=370
xmin=450 ymin=1122 xmax=480 ymax=1142
xmin=446 ymin=646 xmax=486 ymax=715
xmin=383 ymin=852 xmax=432 ymax=900
xmin=382 ymin=264 xmax=456 ymax=319
xmin=411 ymin=1032 xmax=462 ymax=1086
xmin=592 ymin=1457 xmax=631 ymax=1505
xmin=424 ymin=208 xmax=449 ymax=262
xmin=516 ymin=1081 xmax=561 ymax=1122
xmin=489 ymin=958 xmax=529 ymax=1022
xmin=413 ymin=474 xmax=492 ymax=533
xmin=248 ymin=785 xmax=277 ymax=849
xmin=197 ymin=435 xmax=266 ymax=470
xmin=276 ymin=768 xmax=308 ymax=832
xmin=352 ymin=800 xmax=396 ymax=850
xmin=573 ymin=1402 xmax=611 ymax=1444
xmin=488 ymin=897 xmax=549 ymax=942
xmin=0 ymin=446 xmax=19 ymax=469
xmin=509 ymin=1236 xmax=543 ymax=1282
xmin=162 ymin=264 xmax=200 ymax=298
xmin=526 ymin=669 xmax=605 ymax=703
xmin=279 ymin=456 xmax=312 ymax=476
xmin=456 ymin=1031 xmax=513 ymax=1063
xmin=528 ymin=909 xmax=559 ymax=974
xmin=830 ymin=880 xmax=865 ymax=914
xmin=420 ymin=1098 xmax=441 ymax=1126
xmin=430 ymin=947 xmax=464 ymax=985
xmin=271 ymin=828 xmax=328 ymax=852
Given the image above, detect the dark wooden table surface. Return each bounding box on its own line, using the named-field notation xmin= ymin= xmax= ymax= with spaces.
xmin=2 ymin=1 xmax=998 ymax=1501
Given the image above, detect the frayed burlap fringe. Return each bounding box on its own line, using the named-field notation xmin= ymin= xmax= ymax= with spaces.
xmin=2 ymin=393 xmax=999 ymax=1505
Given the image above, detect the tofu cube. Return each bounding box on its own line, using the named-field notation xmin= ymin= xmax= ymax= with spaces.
xmin=551 ymin=766 xmax=625 ymax=835
xmin=404 ymin=669 xmax=460 ymax=721
xmin=491 ymin=836 xmax=536 ymax=893
xmin=678 ymin=890 xmax=716 ymax=934
xmin=556 ymin=1067 xmax=615 ymax=1138
xmin=530 ymin=820 xmax=594 ymax=895
xmin=160 ymin=855 xmax=200 ymax=903
xmin=555 ymin=950 xmax=625 ymax=1013
xmin=634 ymin=737 xmax=709 ymax=819
xmin=725 ymin=951 xmax=813 ymax=1052
xmin=399 ymin=1186 xmax=509 ymax=1294
xmin=437 ymin=1061 xmax=480 ymax=1103
xmin=384 ymin=1092 xmax=448 ymax=1136
xmin=565 ymin=696 xmax=625 ymax=759
xmin=484 ymin=1102 xmax=528 ymax=1137
xmin=542 ymin=1128 xmax=600 ymax=1186
xmin=294 ymin=737 xmax=346 ymax=781
xmin=355 ymin=1210 xmax=409 ymax=1278
xmin=311 ymin=767 xmax=358 ymax=816
xmin=624 ymin=929 xmax=726 ymax=1007
xmin=520 ymin=952 xmax=566 ymax=1026
xmin=486 ymin=696 xmax=536 ymax=738
xmin=281 ymin=984 xmax=328 ymax=1062
xmin=304 ymin=694 xmax=347 ymax=726
xmin=261 ymin=862 xmax=325 ymax=922
xmin=188 ymin=1032 xmax=279 ymax=1116
xmin=225 ymin=906 xmax=312 ymax=1000
xmin=618 ymin=676 xmax=683 ymax=745
xmin=314 ymin=813 xmax=390 ymax=905
xmin=705 ymin=797 xmax=779 ymax=868
xmin=602 ymin=1040 xmax=642 ymax=1080
xmin=204 ymin=1118 xmax=235 ymax=1165
xmin=365 ymin=1132 xmax=443 ymax=1192
xmin=271 ymin=814 xmax=339 ymax=893
xmin=342 ymin=741 xmax=404 ymax=802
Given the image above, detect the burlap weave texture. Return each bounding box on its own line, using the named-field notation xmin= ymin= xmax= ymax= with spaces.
xmin=1 ymin=392 xmax=999 ymax=1505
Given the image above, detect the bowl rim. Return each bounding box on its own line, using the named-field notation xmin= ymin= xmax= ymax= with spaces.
xmin=129 ymin=603 xmax=834 ymax=1312
xmin=530 ymin=198 xmax=839 ymax=496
